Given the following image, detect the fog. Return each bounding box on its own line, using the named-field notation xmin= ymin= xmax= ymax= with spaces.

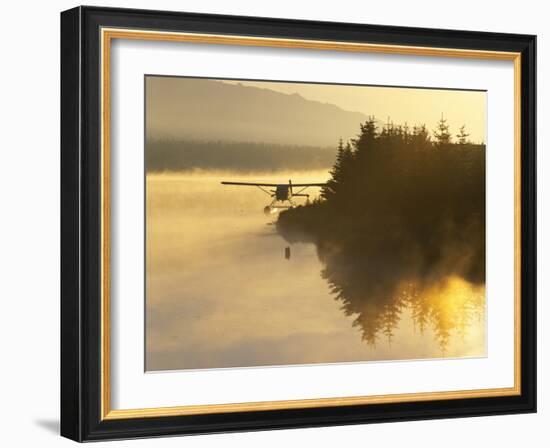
xmin=145 ymin=170 xmax=486 ymax=371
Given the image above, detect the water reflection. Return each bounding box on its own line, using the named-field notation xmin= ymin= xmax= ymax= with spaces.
xmin=146 ymin=171 xmax=486 ymax=371
xmin=325 ymin=270 xmax=484 ymax=353
xmin=316 ymin=226 xmax=486 ymax=354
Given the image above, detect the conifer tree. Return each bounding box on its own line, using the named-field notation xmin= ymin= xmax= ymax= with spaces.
xmin=456 ymin=125 xmax=470 ymax=145
xmin=354 ymin=116 xmax=377 ymax=152
xmin=410 ymin=124 xmax=431 ymax=150
xmin=322 ymin=138 xmax=353 ymax=200
xmin=433 ymin=115 xmax=452 ymax=145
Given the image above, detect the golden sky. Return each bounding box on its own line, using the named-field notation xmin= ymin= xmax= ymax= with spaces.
xmin=223 ymin=80 xmax=486 ymax=144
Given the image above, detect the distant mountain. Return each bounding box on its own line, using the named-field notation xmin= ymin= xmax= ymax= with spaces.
xmin=146 ymin=77 xmax=368 ymax=146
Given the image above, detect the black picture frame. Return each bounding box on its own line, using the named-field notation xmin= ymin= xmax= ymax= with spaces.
xmin=61 ymin=5 xmax=536 ymax=442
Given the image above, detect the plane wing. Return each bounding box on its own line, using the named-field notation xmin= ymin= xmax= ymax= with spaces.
xmin=221 ymin=181 xmax=280 ymax=187
xmin=221 ymin=181 xmax=326 ymax=187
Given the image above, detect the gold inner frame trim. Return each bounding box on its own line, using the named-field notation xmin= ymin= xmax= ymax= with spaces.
xmin=100 ymin=27 xmax=522 ymax=420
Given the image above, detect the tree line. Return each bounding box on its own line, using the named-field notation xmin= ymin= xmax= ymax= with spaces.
xmin=277 ymin=117 xmax=486 ymax=348
xmin=146 ymin=139 xmax=336 ymax=172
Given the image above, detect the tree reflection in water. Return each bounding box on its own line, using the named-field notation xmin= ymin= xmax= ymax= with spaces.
xmin=278 ymin=117 xmax=486 ymax=354
xmin=323 ymin=263 xmax=485 ymax=352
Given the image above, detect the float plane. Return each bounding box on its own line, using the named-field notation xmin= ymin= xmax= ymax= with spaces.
xmin=221 ymin=179 xmax=326 ymax=215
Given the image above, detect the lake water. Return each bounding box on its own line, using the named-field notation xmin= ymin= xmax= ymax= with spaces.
xmin=146 ymin=170 xmax=486 ymax=371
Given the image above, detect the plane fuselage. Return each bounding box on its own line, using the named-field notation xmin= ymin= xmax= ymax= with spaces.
xmin=275 ymin=185 xmax=291 ymax=201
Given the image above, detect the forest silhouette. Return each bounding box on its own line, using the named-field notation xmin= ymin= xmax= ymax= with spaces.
xmin=147 ymin=139 xmax=335 ymax=172
xmin=277 ymin=117 xmax=486 ymax=351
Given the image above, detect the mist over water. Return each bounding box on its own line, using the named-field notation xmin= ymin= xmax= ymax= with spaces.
xmin=145 ymin=170 xmax=486 ymax=371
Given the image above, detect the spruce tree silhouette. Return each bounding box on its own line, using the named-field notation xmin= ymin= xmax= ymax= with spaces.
xmin=278 ymin=117 xmax=486 ymax=350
